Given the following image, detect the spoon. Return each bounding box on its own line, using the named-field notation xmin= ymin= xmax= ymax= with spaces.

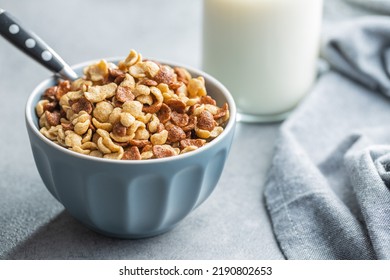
xmin=0 ymin=9 xmax=78 ymax=80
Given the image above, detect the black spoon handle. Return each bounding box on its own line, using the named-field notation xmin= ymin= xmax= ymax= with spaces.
xmin=0 ymin=9 xmax=78 ymax=80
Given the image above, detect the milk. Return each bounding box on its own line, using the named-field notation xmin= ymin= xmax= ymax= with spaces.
xmin=202 ymin=0 xmax=323 ymax=122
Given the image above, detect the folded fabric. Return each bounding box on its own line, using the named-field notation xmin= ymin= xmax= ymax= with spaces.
xmin=345 ymin=0 xmax=390 ymax=14
xmin=264 ymin=16 xmax=390 ymax=260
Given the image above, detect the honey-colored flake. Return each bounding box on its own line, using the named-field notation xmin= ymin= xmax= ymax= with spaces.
xmin=122 ymin=100 xmax=144 ymax=118
xmin=65 ymin=130 xmax=82 ymax=147
xmin=93 ymin=101 xmax=114 ymax=123
xmin=187 ymin=77 xmax=206 ymax=98
xmin=84 ymin=60 xmax=109 ymax=82
xmin=119 ymin=112 xmax=135 ymax=127
xmin=36 ymin=100 xmax=49 ymax=117
xmin=150 ymin=130 xmax=168 ymax=145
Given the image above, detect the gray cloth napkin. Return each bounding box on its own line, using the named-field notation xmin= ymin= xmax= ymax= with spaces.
xmin=346 ymin=0 xmax=390 ymax=14
xmin=264 ymin=16 xmax=390 ymax=260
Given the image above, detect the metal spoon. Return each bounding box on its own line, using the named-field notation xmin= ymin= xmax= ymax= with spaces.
xmin=0 ymin=9 xmax=78 ymax=80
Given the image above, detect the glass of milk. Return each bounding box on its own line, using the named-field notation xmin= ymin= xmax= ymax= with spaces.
xmin=202 ymin=0 xmax=323 ymax=122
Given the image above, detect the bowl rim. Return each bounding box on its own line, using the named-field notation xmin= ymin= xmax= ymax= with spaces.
xmin=25 ymin=57 xmax=237 ymax=164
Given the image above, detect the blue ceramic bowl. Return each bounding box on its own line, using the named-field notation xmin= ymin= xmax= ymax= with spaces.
xmin=25 ymin=58 xmax=236 ymax=238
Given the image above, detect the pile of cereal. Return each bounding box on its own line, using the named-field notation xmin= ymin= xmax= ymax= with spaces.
xmin=36 ymin=49 xmax=230 ymax=160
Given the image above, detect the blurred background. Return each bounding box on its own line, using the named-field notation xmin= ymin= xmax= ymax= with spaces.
xmin=0 ymin=0 xmax=202 ymax=79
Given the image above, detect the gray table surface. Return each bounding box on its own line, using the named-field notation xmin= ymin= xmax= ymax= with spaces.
xmin=0 ymin=0 xmax=367 ymax=260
